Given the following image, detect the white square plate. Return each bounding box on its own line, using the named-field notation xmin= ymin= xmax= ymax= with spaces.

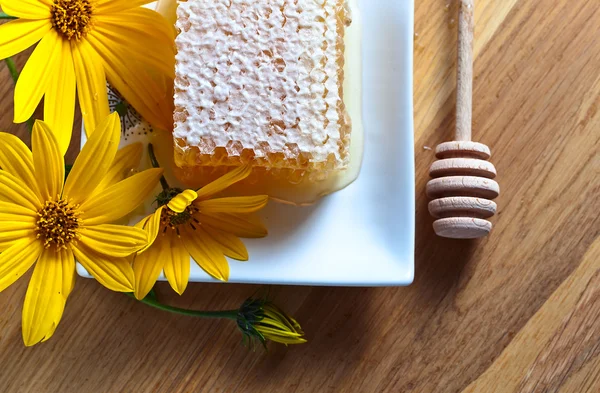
xmin=78 ymin=0 xmax=415 ymax=287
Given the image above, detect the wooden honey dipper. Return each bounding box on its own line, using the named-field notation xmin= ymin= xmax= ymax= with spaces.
xmin=426 ymin=0 xmax=499 ymax=239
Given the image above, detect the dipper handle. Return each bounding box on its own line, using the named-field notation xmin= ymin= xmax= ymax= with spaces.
xmin=456 ymin=0 xmax=474 ymax=142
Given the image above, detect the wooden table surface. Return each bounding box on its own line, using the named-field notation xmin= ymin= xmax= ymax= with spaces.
xmin=1 ymin=1 xmax=599 ymax=392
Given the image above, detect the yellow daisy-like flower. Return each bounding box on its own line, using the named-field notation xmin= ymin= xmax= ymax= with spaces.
xmin=237 ymin=299 xmax=307 ymax=346
xmin=133 ymin=165 xmax=269 ymax=300
xmin=0 ymin=112 xmax=163 ymax=346
xmin=0 ymin=0 xmax=174 ymax=154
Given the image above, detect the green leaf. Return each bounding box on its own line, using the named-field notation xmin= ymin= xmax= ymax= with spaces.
xmin=0 ymin=12 xmax=17 ymax=20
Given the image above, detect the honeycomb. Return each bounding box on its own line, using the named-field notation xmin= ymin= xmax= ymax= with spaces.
xmin=173 ymin=0 xmax=352 ymax=180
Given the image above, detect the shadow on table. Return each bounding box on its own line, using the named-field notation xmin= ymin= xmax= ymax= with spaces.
xmin=232 ymin=202 xmax=480 ymax=392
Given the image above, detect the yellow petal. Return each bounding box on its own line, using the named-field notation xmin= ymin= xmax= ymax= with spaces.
xmin=132 ymin=239 xmax=165 ymax=300
xmin=61 ymin=249 xmax=76 ymax=300
xmin=0 ymin=0 xmax=52 ymax=19
xmin=22 ymin=248 xmax=68 ymax=346
xmin=43 ymin=39 xmax=76 ymax=155
xmin=0 ymin=170 xmax=43 ymax=211
xmin=199 ymin=213 xmax=268 ymax=239
xmin=93 ymin=143 xmax=143 ymax=197
xmin=182 ymin=226 xmax=229 ymax=281
xmin=71 ymin=38 xmax=110 ymax=136
xmin=155 ymin=0 xmax=178 ymax=25
xmin=79 ymin=168 xmax=163 ymax=226
xmin=32 ymin=121 xmax=64 ymax=201
xmin=0 ymin=19 xmax=50 ymax=60
xmin=0 ymin=202 xmax=37 ymax=251
xmin=0 ymin=132 xmax=41 ymax=199
xmin=40 ymin=322 xmax=59 ymax=343
xmin=79 ymin=224 xmax=148 ymax=258
xmin=14 ymin=29 xmax=61 ymax=123
xmin=262 ymin=310 xmax=296 ymax=331
xmin=86 ymin=30 xmax=172 ymax=131
xmin=134 ymin=214 xmax=151 ymax=230
xmin=95 ymin=0 xmax=155 ymax=14
xmin=0 ymin=237 xmax=42 ymax=293
xmin=196 ymin=195 xmax=269 ymax=214
xmin=0 ymin=201 xmax=43 ymax=218
xmin=203 ymin=226 xmax=249 ymax=261
xmin=98 ymin=7 xmax=175 ymax=43
xmin=195 ymin=165 xmax=252 ymax=200
xmin=135 ymin=206 xmax=164 ymax=254
xmin=256 ymin=326 xmax=306 ymax=344
xmin=167 ymin=189 xmax=198 ymax=213
xmin=164 ymin=233 xmax=190 ymax=295
xmin=63 ymin=113 xmax=121 ymax=204
xmin=93 ymin=18 xmax=175 ymax=79
xmin=72 ymin=243 xmax=134 ymax=292
xmin=0 ymin=228 xmax=36 ymax=252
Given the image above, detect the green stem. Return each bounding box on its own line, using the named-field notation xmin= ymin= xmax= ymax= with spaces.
xmin=4 ymin=57 xmax=19 ymax=82
xmin=0 ymin=12 xmax=16 ymax=19
xmin=4 ymin=58 xmax=34 ymax=133
xmin=148 ymin=143 xmax=170 ymax=190
xmin=127 ymin=293 xmax=238 ymax=320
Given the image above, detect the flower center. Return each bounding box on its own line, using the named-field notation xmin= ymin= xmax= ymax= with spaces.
xmin=36 ymin=200 xmax=81 ymax=250
xmin=161 ymin=205 xmax=200 ymax=234
xmin=51 ymin=0 xmax=93 ymax=41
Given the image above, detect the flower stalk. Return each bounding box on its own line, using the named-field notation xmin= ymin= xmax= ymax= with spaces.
xmin=126 ymin=293 xmax=238 ymax=319
xmin=148 ymin=143 xmax=171 ymax=191
xmin=129 ymin=292 xmax=307 ymax=347
xmin=4 ymin=57 xmax=19 ymax=82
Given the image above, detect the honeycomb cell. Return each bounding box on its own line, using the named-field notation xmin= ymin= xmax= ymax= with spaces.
xmin=225 ymin=140 xmax=244 ymax=156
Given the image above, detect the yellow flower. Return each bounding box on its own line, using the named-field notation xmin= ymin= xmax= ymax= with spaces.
xmin=237 ymin=298 xmax=307 ymax=346
xmin=133 ymin=165 xmax=269 ymax=300
xmin=0 ymin=0 xmax=175 ymax=154
xmin=0 ymin=112 xmax=163 ymax=346
xmin=155 ymin=0 xmax=177 ymax=24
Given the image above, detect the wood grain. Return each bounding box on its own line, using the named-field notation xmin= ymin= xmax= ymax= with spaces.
xmin=462 ymin=239 xmax=600 ymax=393
xmin=0 ymin=1 xmax=599 ymax=392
